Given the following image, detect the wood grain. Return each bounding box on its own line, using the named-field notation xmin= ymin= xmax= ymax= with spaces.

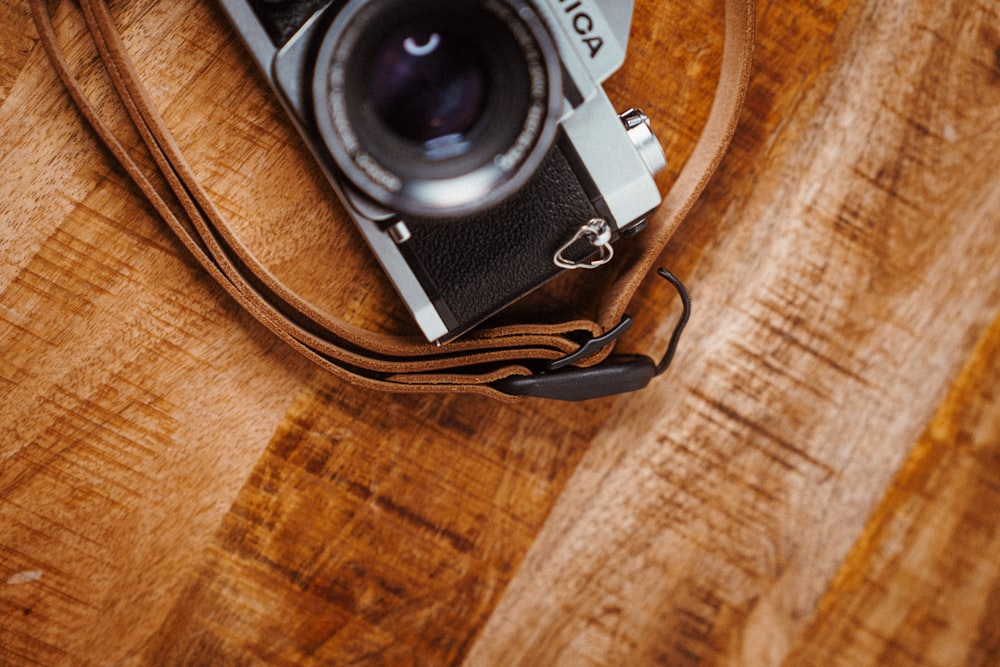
xmin=787 ymin=304 xmax=1000 ymax=667
xmin=141 ymin=386 xmax=612 ymax=665
xmin=468 ymin=0 xmax=1000 ymax=663
xmin=1 ymin=1 xmax=314 ymax=661
xmin=2 ymin=0 xmax=1000 ymax=664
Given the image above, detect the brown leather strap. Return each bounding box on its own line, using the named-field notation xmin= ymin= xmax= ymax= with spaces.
xmin=599 ymin=0 xmax=757 ymax=331
xmin=30 ymin=0 xmax=755 ymax=399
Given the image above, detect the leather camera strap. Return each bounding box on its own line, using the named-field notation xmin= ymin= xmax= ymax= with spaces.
xmin=30 ymin=0 xmax=754 ymax=401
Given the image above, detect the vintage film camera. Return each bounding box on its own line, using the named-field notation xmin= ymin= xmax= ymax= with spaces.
xmin=217 ymin=0 xmax=667 ymax=342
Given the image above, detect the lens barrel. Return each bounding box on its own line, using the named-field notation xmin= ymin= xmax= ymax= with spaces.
xmin=312 ymin=0 xmax=562 ymax=218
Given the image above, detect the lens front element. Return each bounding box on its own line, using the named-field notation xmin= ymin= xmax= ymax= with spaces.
xmin=369 ymin=24 xmax=488 ymax=150
xmin=312 ymin=0 xmax=562 ymax=218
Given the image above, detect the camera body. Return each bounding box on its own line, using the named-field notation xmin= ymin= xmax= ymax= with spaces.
xmin=217 ymin=0 xmax=667 ymax=342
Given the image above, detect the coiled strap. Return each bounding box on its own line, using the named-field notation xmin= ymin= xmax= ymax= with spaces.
xmin=29 ymin=0 xmax=755 ymax=400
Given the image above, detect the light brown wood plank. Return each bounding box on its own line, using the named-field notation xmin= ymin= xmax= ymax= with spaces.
xmin=466 ymin=0 xmax=1000 ymax=664
xmin=786 ymin=307 xmax=1000 ymax=667
xmin=0 ymin=2 xmax=312 ymax=662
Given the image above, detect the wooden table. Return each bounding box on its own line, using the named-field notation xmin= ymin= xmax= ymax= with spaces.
xmin=2 ymin=0 xmax=999 ymax=664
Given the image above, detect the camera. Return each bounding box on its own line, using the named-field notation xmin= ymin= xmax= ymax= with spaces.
xmin=217 ymin=0 xmax=667 ymax=343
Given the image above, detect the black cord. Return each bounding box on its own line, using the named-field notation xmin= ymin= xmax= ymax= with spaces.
xmin=654 ymin=268 xmax=692 ymax=376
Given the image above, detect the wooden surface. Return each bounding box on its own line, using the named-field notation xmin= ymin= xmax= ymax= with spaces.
xmin=2 ymin=0 xmax=999 ymax=664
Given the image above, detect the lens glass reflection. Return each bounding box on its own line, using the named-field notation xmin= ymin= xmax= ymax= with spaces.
xmin=368 ymin=22 xmax=488 ymax=153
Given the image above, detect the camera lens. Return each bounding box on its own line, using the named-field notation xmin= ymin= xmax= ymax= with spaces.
xmin=368 ymin=24 xmax=487 ymax=147
xmin=312 ymin=0 xmax=562 ymax=218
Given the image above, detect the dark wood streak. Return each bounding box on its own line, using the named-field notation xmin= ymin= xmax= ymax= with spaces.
xmin=138 ymin=380 xmax=606 ymax=664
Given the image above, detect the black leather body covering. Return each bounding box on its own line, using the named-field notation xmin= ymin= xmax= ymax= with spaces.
xmin=404 ymin=144 xmax=603 ymax=334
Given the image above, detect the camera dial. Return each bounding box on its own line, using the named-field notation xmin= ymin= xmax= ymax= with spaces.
xmin=312 ymin=0 xmax=563 ymax=218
